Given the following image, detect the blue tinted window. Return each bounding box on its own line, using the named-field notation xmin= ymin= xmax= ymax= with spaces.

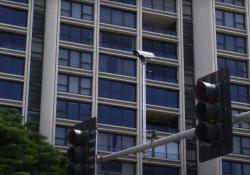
xmin=145 ymin=142 xmax=179 ymax=160
xmin=218 ymin=57 xmax=247 ymax=78
xmin=100 ymin=6 xmax=136 ymax=28
xmin=143 ymin=38 xmax=177 ymax=59
xmin=0 ymin=79 xmax=22 ymax=100
xmin=57 ymin=74 xmax=92 ymax=96
xmin=0 ymin=32 xmax=26 ymax=51
xmin=97 ymin=161 xmax=135 ymax=175
xmin=98 ymin=132 xmax=135 ymax=152
xmin=0 ymin=105 xmax=21 ymax=114
xmin=147 ymin=86 xmax=178 ymax=108
xmin=6 ymin=0 xmax=28 ymax=3
xmin=233 ymin=135 xmax=250 ymax=156
xmin=60 ymin=24 xmax=93 ymax=45
xmin=107 ymin=0 xmax=136 ymax=5
xmin=100 ymin=31 xmax=135 ymax=51
xmin=59 ymin=48 xmax=92 ymax=70
xmin=216 ymin=33 xmax=246 ymax=54
xmin=99 ymin=79 xmax=136 ymax=102
xmin=55 ymin=125 xmax=71 ymax=146
xmin=101 ymin=7 xmax=111 ymax=23
xmin=0 ymin=54 xmax=24 ymax=75
xmin=143 ymin=20 xmax=176 ymax=36
xmin=143 ymin=165 xmax=179 ymax=175
xmin=61 ymin=0 xmax=93 ymax=21
xmin=0 ymin=6 xmax=27 ymax=27
xmin=143 ymin=0 xmax=176 ymax=13
xmin=147 ymin=63 xmax=177 ymax=83
xmin=99 ymin=54 xmax=136 ymax=77
xmin=230 ymin=84 xmax=248 ymax=103
xmin=216 ymin=0 xmax=244 ymax=7
xmin=216 ymin=9 xmax=245 ymax=30
xmin=147 ymin=118 xmax=178 ymax=133
xmin=98 ymin=104 xmax=136 ymax=127
xmin=222 ymin=161 xmax=250 ymax=175
xmin=56 ymin=99 xmax=91 ymax=121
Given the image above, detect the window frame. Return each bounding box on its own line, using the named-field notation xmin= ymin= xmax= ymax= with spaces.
xmin=147 ymin=86 xmax=179 ymax=108
xmin=230 ymin=84 xmax=249 ymax=103
xmin=59 ymin=48 xmax=92 ymax=70
xmin=55 ymin=125 xmax=71 ymax=146
xmin=100 ymin=31 xmax=135 ymax=52
xmin=143 ymin=38 xmax=177 ymax=59
xmin=56 ymin=99 xmax=91 ymax=121
xmin=217 ymin=57 xmax=247 ymax=78
xmin=146 ymin=63 xmax=178 ymax=83
xmin=100 ymin=6 xmax=136 ymax=28
xmin=57 ymin=74 xmax=92 ymax=96
xmin=99 ymin=54 xmax=136 ymax=77
xmin=61 ymin=0 xmax=93 ymax=21
xmin=0 ymin=79 xmax=23 ymax=101
xmin=0 ymin=6 xmax=27 ymax=27
xmin=216 ymin=33 xmax=246 ymax=54
xmin=98 ymin=104 xmax=136 ymax=128
xmin=60 ymin=24 xmax=93 ymax=45
xmin=216 ymin=0 xmax=245 ymax=7
xmin=0 ymin=54 xmax=24 ymax=75
xmin=97 ymin=132 xmax=135 ymax=152
xmin=223 ymin=160 xmax=250 ymax=175
xmin=99 ymin=78 xmax=136 ymax=102
xmin=142 ymin=0 xmax=177 ymax=13
xmin=233 ymin=135 xmax=250 ymax=156
xmin=0 ymin=32 xmax=26 ymax=51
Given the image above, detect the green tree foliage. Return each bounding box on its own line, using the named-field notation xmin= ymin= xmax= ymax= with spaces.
xmin=0 ymin=110 xmax=66 ymax=175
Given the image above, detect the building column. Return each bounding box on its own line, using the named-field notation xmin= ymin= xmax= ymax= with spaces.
xmin=193 ymin=0 xmax=221 ymax=175
xmin=39 ymin=0 xmax=60 ymax=143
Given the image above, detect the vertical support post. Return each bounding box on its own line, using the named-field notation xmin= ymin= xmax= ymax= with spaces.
xmin=40 ymin=0 xmax=60 ymax=143
xmin=142 ymin=62 xmax=146 ymax=144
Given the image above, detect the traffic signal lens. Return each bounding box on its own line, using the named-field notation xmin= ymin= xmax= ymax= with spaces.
xmin=68 ymin=129 xmax=88 ymax=146
xmin=67 ymin=147 xmax=88 ymax=163
xmin=67 ymin=164 xmax=88 ymax=175
xmin=195 ymin=123 xmax=220 ymax=144
xmin=195 ymin=81 xmax=218 ymax=103
xmin=195 ymin=102 xmax=219 ymax=122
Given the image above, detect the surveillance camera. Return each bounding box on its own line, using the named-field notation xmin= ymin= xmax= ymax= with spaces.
xmin=133 ymin=50 xmax=155 ymax=60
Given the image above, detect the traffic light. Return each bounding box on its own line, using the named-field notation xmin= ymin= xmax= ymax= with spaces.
xmin=194 ymin=69 xmax=232 ymax=162
xmin=66 ymin=118 xmax=96 ymax=175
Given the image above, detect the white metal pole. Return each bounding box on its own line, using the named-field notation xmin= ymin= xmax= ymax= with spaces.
xmin=232 ymin=111 xmax=250 ymax=124
xmin=142 ymin=62 xmax=146 ymax=144
xmin=97 ymin=111 xmax=250 ymax=163
xmin=98 ymin=128 xmax=195 ymax=162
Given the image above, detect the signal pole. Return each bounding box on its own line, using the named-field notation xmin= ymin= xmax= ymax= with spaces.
xmin=98 ymin=111 xmax=250 ymax=163
xmin=66 ymin=118 xmax=96 ymax=175
xmin=141 ymin=57 xmax=147 ymax=145
xmin=194 ymin=69 xmax=232 ymax=162
xmin=133 ymin=50 xmax=155 ymax=144
xmin=97 ymin=70 xmax=250 ymax=163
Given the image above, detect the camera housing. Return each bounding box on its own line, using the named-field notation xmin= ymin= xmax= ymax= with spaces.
xmin=133 ymin=50 xmax=155 ymax=62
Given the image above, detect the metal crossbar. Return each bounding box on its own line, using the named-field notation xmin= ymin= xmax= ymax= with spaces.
xmin=98 ymin=111 xmax=250 ymax=162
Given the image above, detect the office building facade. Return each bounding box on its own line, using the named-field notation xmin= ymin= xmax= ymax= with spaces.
xmin=0 ymin=0 xmax=249 ymax=175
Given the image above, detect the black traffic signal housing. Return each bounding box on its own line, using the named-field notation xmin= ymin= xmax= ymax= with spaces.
xmin=66 ymin=118 xmax=96 ymax=175
xmin=195 ymin=69 xmax=232 ymax=162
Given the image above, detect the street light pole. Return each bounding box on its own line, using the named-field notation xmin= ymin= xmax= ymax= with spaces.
xmin=141 ymin=58 xmax=147 ymax=144
xmin=97 ymin=110 xmax=250 ymax=162
xmin=133 ymin=50 xmax=155 ymax=145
